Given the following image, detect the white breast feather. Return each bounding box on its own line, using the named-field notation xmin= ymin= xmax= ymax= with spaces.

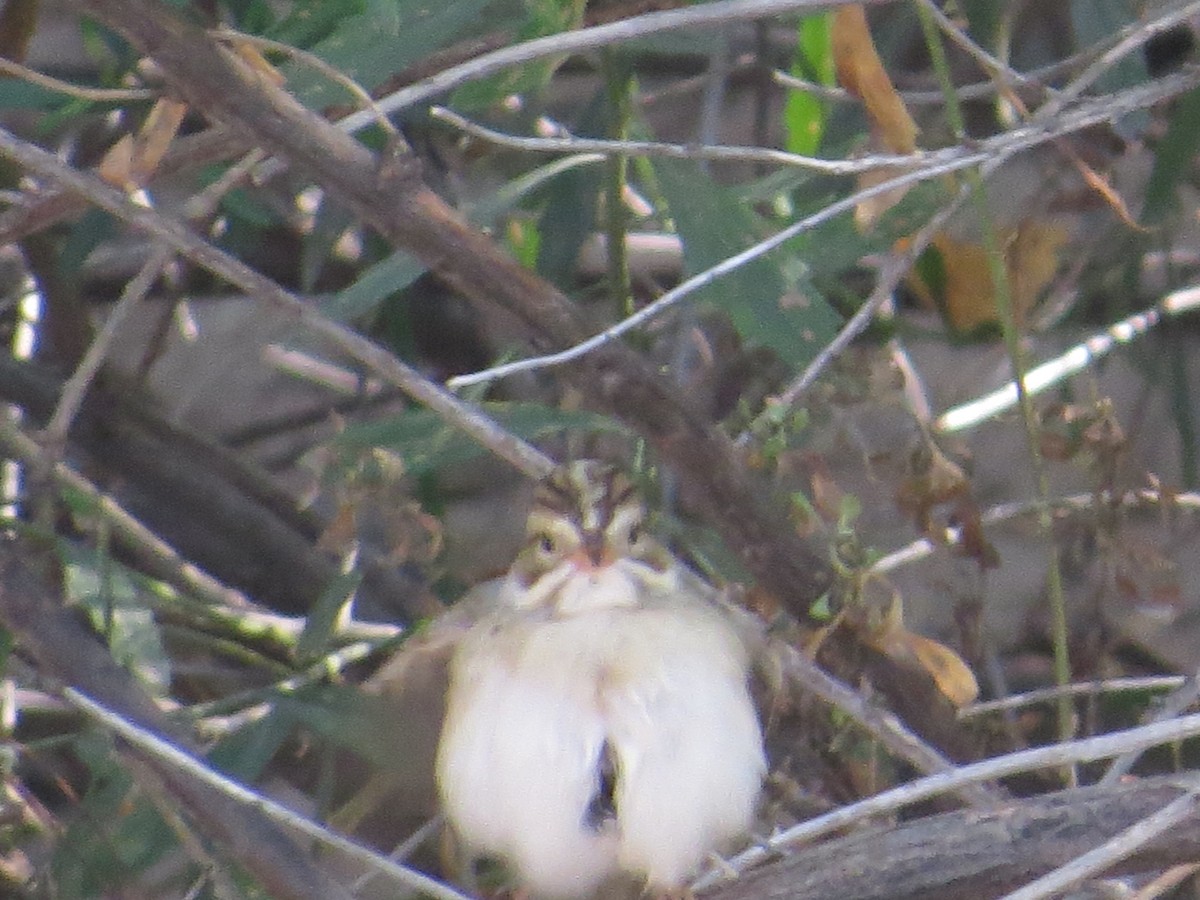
xmin=437 ymin=570 xmax=764 ymax=897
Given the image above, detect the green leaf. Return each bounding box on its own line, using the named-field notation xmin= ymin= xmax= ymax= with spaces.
xmin=323 ymin=249 xmax=426 ymax=321
xmin=53 ymin=734 xmax=175 ymax=896
xmin=536 ymin=86 xmax=610 ymax=284
xmin=208 ymin=706 xmax=299 ymax=782
xmin=220 ymin=186 xmax=279 ymax=228
xmin=286 ymin=0 xmax=500 ymax=110
xmin=1143 ymin=86 xmax=1200 ymax=225
xmin=328 ymin=150 xmax=606 ymax=322
xmin=61 ymin=546 xmax=171 ymax=695
xmin=58 ymin=208 xmax=115 ymax=279
xmin=784 ymin=13 xmax=833 ymax=157
xmin=469 ymin=152 xmax=606 ymax=230
xmin=266 ymin=0 xmax=363 ymax=47
xmin=296 ymin=570 xmax=362 ymax=662
xmin=653 ymin=158 xmax=841 ymax=368
xmin=451 ymin=0 xmax=587 ymax=108
xmin=0 ymin=78 xmax=78 ymax=111
xmin=301 ymin=195 xmax=357 ymax=292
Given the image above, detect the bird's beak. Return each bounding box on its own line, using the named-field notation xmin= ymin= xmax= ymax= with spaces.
xmin=569 ymin=530 xmax=614 ymax=572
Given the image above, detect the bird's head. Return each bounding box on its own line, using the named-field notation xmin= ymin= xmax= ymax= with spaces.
xmin=511 ymin=461 xmax=673 ymax=614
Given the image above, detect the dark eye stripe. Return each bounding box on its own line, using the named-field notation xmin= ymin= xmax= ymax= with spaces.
xmin=533 ymin=461 xmax=639 ymax=534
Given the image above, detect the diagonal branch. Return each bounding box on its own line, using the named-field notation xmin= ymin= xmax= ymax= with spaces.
xmin=70 ymin=0 xmax=834 ymax=618
xmin=0 ymin=549 xmax=358 ymax=900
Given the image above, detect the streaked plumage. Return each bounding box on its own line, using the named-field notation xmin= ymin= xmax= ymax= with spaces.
xmin=435 ymin=461 xmax=766 ymax=897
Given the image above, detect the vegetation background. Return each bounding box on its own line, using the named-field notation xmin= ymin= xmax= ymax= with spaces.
xmin=2 ymin=0 xmax=1200 ymax=897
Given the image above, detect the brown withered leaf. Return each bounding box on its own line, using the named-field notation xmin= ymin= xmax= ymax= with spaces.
xmin=908 ymin=219 xmax=1069 ymax=333
xmin=950 ymin=497 xmax=1000 ymax=570
xmin=316 ymin=502 xmax=359 ymax=556
xmin=130 ymin=97 xmax=188 ymax=183
xmin=895 ymin=437 xmax=969 ymax=535
xmin=850 ymin=577 xmax=980 ymax=708
xmin=854 ymin=165 xmax=915 ymax=232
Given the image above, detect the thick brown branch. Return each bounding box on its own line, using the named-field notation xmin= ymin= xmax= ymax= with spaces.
xmin=704 ymin=776 xmax=1200 ymax=900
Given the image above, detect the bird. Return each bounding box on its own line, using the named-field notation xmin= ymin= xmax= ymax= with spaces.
xmin=432 ymin=459 xmax=767 ymax=898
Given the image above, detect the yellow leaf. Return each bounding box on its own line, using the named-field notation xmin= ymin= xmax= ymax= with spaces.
xmin=1007 ymin=219 xmax=1070 ymax=323
xmin=97 ymin=135 xmax=135 ymax=189
xmin=833 ymin=6 xmax=919 ymax=229
xmin=863 ymin=620 xmax=979 ymax=708
xmin=228 ymin=41 xmax=287 ymax=87
xmin=833 ymin=5 xmax=917 ymax=154
xmin=898 ymin=631 xmax=980 ymax=708
xmin=131 ymin=98 xmax=188 ymax=183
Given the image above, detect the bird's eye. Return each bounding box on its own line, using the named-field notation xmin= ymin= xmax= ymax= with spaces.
xmin=537 ymin=533 xmax=556 ymax=554
xmin=627 ymin=521 xmax=643 ymax=545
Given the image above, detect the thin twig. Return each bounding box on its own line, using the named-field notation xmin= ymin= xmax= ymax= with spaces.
xmin=773 ymin=61 xmax=1070 ymax=105
xmin=962 ymin=676 xmax=1192 ymax=719
xmin=446 ymin=149 xmax=986 ymax=388
xmin=340 ymin=0 xmax=896 ymax=133
xmin=916 ymin=0 xmax=1045 ymax=93
xmin=775 ymin=641 xmax=1001 ymax=808
xmin=352 ymin=816 xmax=444 ymax=893
xmin=0 ymin=411 xmax=397 ymax=644
xmin=0 ymin=55 xmax=157 ymax=101
xmin=1102 ymin=668 xmax=1200 ymax=786
xmin=184 ymin=638 xmax=396 ymax=729
xmin=872 ymin=489 xmax=1200 ymax=574
xmin=751 ymin=184 xmax=968 ymax=424
xmin=1130 ymin=863 xmax=1200 ymax=899
xmin=919 ymin=0 xmax=1071 ymax=754
xmin=1032 ymin=0 xmax=1200 ymax=119
xmin=43 ymin=244 xmax=173 ymax=445
xmin=182 ymin=148 xmax=266 ymax=221
xmin=210 ymin=27 xmax=399 ymax=139
xmin=936 ymin=284 xmax=1200 ymax=433
xmin=433 ymin=105 xmax=944 ymax=175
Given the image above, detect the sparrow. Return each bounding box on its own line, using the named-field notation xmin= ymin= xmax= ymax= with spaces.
xmin=433 ymin=460 xmax=766 ymax=898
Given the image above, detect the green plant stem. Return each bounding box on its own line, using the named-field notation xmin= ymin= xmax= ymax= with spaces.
xmin=914 ymin=1 xmax=1074 ymax=772
xmin=603 ymin=50 xmax=633 ymax=316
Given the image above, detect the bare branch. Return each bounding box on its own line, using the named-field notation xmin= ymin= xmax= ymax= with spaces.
xmin=703 ymin=711 xmax=1200 ymax=884
xmin=43 ymin=244 xmax=173 ymax=445
xmin=998 ymin=785 xmax=1200 ymax=900
xmin=0 ymin=123 xmax=556 ymax=482
xmin=74 ymin=0 xmax=836 ymax=622
xmin=0 ymin=551 xmax=358 ymax=900
xmin=703 ymin=776 xmax=1200 ymax=900
xmin=64 ymin=687 xmax=469 ymax=900
xmin=0 ymin=55 xmax=157 ymax=101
